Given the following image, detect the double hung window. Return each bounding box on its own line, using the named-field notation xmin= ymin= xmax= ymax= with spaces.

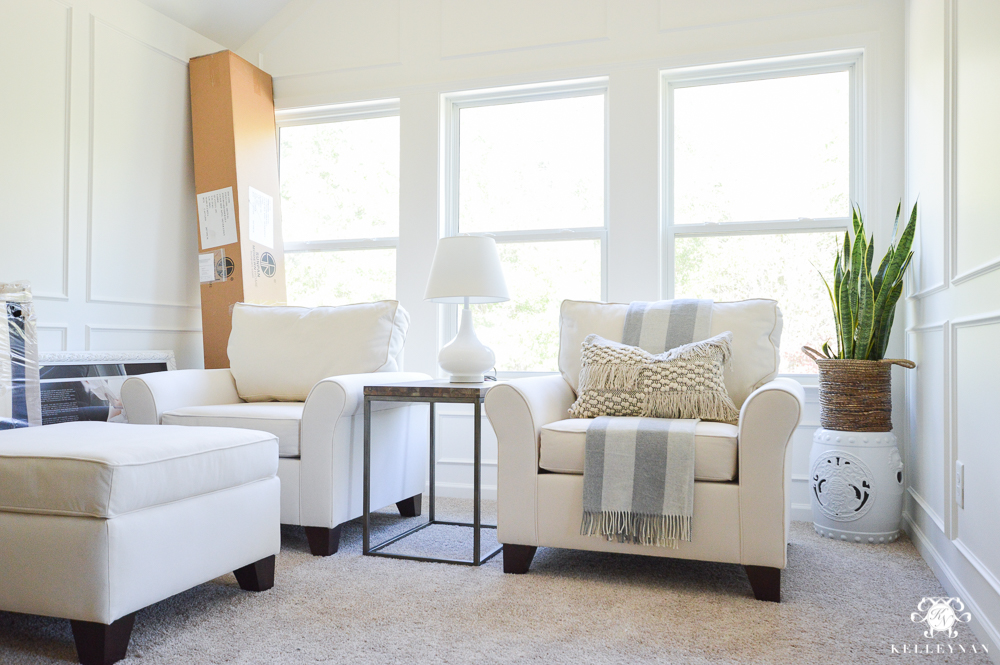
xmin=664 ymin=54 xmax=860 ymax=373
xmin=444 ymin=81 xmax=608 ymax=373
xmin=277 ymin=101 xmax=400 ymax=307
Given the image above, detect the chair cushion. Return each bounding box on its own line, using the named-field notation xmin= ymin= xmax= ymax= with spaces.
xmin=228 ymin=301 xmax=409 ymax=402
xmin=162 ymin=402 xmax=304 ymax=457
xmin=0 ymin=422 xmax=277 ymax=518
xmin=558 ymin=299 xmax=782 ymax=408
xmin=539 ymin=418 xmax=739 ymax=482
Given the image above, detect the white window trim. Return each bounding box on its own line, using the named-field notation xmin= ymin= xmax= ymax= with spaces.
xmin=275 ymin=99 xmax=401 ymax=258
xmin=440 ymin=78 xmax=610 ymax=378
xmin=661 ymin=50 xmax=863 ymax=378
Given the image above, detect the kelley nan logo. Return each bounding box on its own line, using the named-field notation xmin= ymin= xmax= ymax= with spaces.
xmin=911 ymin=597 xmax=972 ymax=639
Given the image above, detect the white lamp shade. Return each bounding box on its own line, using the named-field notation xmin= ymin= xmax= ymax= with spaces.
xmin=424 ymin=235 xmax=509 ymax=304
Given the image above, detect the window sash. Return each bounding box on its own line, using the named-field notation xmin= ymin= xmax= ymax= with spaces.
xmin=441 ymin=80 xmax=610 ymax=373
xmin=662 ymin=51 xmax=862 ymax=376
xmin=276 ymin=99 xmax=401 ymax=248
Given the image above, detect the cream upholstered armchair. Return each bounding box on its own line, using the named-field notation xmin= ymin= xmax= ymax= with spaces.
xmin=484 ymin=299 xmax=804 ymax=601
xmin=121 ymin=301 xmax=430 ymax=556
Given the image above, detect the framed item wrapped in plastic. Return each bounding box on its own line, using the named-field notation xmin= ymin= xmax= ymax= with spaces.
xmin=38 ymin=351 xmax=176 ymax=424
xmin=1 ymin=282 xmax=41 ymax=429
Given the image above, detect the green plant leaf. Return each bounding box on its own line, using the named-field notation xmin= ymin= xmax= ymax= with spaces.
xmin=852 ymin=204 xmax=862 ymax=235
xmin=872 ymin=248 xmax=893 ymax=300
xmin=839 ymin=267 xmax=854 ymax=358
xmin=891 ymin=200 xmax=902 ymax=243
xmin=822 ymin=341 xmax=834 ymax=359
xmin=865 ymin=236 xmax=875 ymax=279
xmin=855 ymin=272 xmax=876 ymax=358
xmin=877 ymin=280 xmax=904 ymax=358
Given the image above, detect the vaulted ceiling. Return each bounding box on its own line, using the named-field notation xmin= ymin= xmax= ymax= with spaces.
xmin=134 ymin=0 xmax=294 ymax=49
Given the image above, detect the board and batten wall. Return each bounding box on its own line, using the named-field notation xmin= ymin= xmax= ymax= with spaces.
xmin=0 ymin=0 xmax=220 ymax=368
xmin=904 ymin=0 xmax=1000 ymax=654
xmin=239 ymin=0 xmax=903 ymax=521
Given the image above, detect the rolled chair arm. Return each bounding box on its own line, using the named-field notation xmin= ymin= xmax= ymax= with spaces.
xmin=485 ymin=374 xmax=577 ymax=546
xmin=737 ymin=378 xmax=805 ymax=568
xmin=302 ymin=372 xmax=433 ymax=422
xmin=298 ymin=372 xmax=431 ymax=528
xmin=121 ymin=369 xmax=242 ymax=425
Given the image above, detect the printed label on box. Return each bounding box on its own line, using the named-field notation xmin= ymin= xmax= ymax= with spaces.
xmin=248 ymin=186 xmax=274 ymax=249
xmin=197 ymin=187 xmax=238 ymax=249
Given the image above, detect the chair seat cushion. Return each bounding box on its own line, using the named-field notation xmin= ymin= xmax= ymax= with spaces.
xmin=0 ymin=422 xmax=278 ymax=518
xmin=162 ymin=402 xmax=303 ymax=457
xmin=539 ymin=418 xmax=738 ymax=481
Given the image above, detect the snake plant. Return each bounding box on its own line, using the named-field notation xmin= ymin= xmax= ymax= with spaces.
xmin=818 ymin=201 xmax=916 ymax=360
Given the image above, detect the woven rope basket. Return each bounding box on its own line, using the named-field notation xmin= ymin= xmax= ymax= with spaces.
xmin=803 ymin=346 xmax=915 ymax=432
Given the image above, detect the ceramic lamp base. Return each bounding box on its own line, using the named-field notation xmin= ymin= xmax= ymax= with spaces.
xmin=438 ymin=308 xmax=495 ymax=383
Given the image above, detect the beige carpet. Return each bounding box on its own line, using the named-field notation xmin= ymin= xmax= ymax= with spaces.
xmin=0 ymin=499 xmax=990 ymax=664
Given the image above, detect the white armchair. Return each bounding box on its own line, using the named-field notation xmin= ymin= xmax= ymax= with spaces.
xmin=122 ymin=301 xmax=430 ymax=556
xmin=484 ymin=299 xmax=804 ymax=601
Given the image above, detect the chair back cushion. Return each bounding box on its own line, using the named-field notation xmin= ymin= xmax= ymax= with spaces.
xmin=228 ymin=301 xmax=409 ymax=402
xmin=558 ymin=299 xmax=782 ymax=408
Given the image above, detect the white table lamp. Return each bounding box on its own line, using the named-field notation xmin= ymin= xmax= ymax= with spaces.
xmin=424 ymin=236 xmax=509 ymax=383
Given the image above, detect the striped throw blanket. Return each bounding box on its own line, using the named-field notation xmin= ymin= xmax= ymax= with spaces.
xmin=581 ymin=298 xmax=713 ymax=548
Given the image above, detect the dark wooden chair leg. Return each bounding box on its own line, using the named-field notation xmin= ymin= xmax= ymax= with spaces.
xmin=70 ymin=613 xmax=136 ymax=665
xmin=503 ymin=544 xmax=537 ymax=574
xmin=233 ymin=554 xmax=275 ymax=592
xmin=304 ymin=525 xmax=343 ymax=556
xmin=395 ymin=493 xmax=422 ymax=518
xmin=744 ymin=565 xmax=781 ymax=602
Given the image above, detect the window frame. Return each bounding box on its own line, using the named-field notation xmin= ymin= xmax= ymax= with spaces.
xmin=441 ymin=78 xmax=610 ymax=377
xmin=274 ymin=98 xmax=401 ymax=267
xmin=661 ymin=50 xmax=864 ymax=375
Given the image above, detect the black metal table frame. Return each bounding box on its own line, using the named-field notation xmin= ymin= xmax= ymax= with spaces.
xmin=362 ymin=393 xmax=503 ymax=566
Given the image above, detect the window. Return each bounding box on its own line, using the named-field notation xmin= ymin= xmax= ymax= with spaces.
xmin=276 ymin=101 xmax=399 ymax=307
xmin=445 ymin=81 xmax=607 ymax=372
xmin=664 ymin=54 xmax=859 ymax=373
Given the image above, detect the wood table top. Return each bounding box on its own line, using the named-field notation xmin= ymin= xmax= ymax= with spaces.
xmin=364 ymin=379 xmax=499 ymax=399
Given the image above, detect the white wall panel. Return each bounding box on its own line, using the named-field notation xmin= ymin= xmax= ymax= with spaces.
xmin=260 ymin=0 xmax=400 ymax=78
xmin=905 ymin=0 xmax=946 ymax=295
xmin=37 ymin=325 xmax=69 ymax=352
xmin=86 ymin=325 xmax=202 ymax=370
xmin=659 ymin=0 xmax=861 ymax=31
xmin=88 ymin=19 xmax=199 ymax=308
xmin=953 ymin=0 xmax=1000 ymax=281
xmin=906 ymin=326 xmax=945 ymax=526
xmin=953 ymin=318 xmax=1000 ymax=586
xmin=440 ymin=0 xmax=607 ymax=58
xmin=904 ymin=0 xmax=1000 ymax=651
xmin=433 ymin=404 xmax=498 ymax=500
xmin=0 ymin=0 xmax=71 ymax=299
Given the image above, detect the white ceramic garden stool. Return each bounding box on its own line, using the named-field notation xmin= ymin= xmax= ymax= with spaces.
xmin=809 ymin=427 xmax=904 ymax=544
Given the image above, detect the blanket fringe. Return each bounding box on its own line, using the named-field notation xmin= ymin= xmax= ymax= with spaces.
xmin=644 ymin=391 xmax=739 ymax=424
xmin=581 ymin=510 xmax=692 ymax=549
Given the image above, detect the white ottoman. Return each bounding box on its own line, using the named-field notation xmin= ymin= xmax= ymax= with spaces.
xmin=0 ymin=422 xmax=281 ymax=665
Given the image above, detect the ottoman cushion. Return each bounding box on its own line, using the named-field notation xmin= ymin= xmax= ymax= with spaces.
xmin=0 ymin=422 xmax=278 ymax=518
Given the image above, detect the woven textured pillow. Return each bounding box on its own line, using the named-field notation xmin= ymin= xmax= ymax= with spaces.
xmin=568 ymin=332 xmax=740 ymax=423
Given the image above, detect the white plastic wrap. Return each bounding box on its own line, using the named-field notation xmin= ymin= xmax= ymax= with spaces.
xmin=1 ymin=282 xmax=41 ymax=428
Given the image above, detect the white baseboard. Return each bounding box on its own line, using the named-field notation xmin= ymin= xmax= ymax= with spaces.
xmin=428 ymin=482 xmax=497 ymax=502
xmin=791 ymin=502 xmax=813 ymax=522
xmin=904 ymin=511 xmax=999 ymax=664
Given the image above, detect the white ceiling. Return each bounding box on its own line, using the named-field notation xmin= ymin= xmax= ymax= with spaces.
xmin=135 ymin=0 xmax=294 ymax=49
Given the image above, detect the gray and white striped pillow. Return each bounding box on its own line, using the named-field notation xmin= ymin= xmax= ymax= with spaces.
xmin=568 ymin=332 xmax=740 ymax=423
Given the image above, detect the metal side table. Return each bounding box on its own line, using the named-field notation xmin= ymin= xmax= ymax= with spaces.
xmin=362 ymin=379 xmax=502 ymax=566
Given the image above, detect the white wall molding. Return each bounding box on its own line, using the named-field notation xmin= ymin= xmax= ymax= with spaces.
xmin=908 ymin=486 xmax=945 ymax=531
xmin=85 ymin=14 xmax=199 ymax=310
xmin=904 ymin=510 xmax=1000 ymax=656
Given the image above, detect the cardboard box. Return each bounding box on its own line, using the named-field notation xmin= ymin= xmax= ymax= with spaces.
xmin=189 ymin=50 xmax=286 ymax=369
